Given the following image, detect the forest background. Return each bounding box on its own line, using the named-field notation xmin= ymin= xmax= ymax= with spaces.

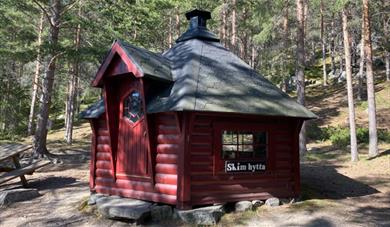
xmin=0 ymin=0 xmax=389 ymax=160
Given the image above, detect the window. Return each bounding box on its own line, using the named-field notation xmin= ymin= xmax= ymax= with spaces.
xmin=123 ymin=91 xmax=143 ymax=123
xmin=222 ymin=131 xmax=267 ymax=160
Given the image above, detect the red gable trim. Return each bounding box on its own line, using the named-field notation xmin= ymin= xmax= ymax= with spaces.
xmin=92 ymin=41 xmax=144 ymax=87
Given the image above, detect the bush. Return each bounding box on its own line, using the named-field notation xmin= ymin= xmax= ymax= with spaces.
xmin=356 ymin=127 xmax=369 ymax=144
xmin=329 ymin=127 xmax=350 ymax=148
xmin=306 ymin=124 xmax=390 ymax=148
xmin=378 ymin=129 xmax=390 ymax=143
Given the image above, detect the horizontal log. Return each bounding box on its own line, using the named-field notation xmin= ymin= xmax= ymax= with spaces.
xmin=155 ymin=183 xmax=177 ymax=195
xmin=155 ymin=173 xmax=177 ymax=185
xmin=95 ymin=168 xmax=114 ymax=178
xmin=190 ymin=164 xmax=213 ymax=172
xmin=157 ymin=144 xmax=179 ymax=154
xmin=97 ymin=144 xmax=111 ymax=153
xmin=97 ymin=136 xmax=110 ymax=144
xmin=191 ymin=181 xmax=292 ymax=193
xmin=97 ymin=129 xmax=109 ymax=136
xmin=157 ymin=125 xmax=179 ymax=134
xmin=115 ymin=173 xmax=152 ymax=182
xmin=98 ymin=118 xmax=107 ymax=125
xmin=191 ymin=173 xmax=293 ymax=184
xmin=157 ymin=134 xmax=180 ymax=144
xmin=96 ymin=152 xmax=111 ymax=161
xmin=96 ymin=160 xmax=112 ymax=169
xmin=155 ymin=163 xmax=178 ymax=174
xmin=190 ymin=144 xmax=212 ymax=155
xmin=190 ymin=155 xmax=213 ymax=163
xmin=95 ymin=186 xmax=177 ymax=205
xmin=95 ymin=177 xmax=154 ymax=192
xmin=275 ymin=161 xmax=292 ymax=169
xmin=190 ymin=134 xmax=212 ymax=144
xmin=192 ymin=187 xmax=291 ymax=198
xmin=192 ymin=192 xmax=275 ymax=205
xmin=156 ymin=154 xmax=178 ymax=164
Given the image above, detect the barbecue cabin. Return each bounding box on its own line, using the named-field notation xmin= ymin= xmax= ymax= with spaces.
xmin=80 ymin=9 xmax=316 ymax=209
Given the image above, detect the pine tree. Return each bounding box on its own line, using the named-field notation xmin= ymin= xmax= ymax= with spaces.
xmin=342 ymin=6 xmax=359 ymax=162
xmin=363 ymin=0 xmax=378 ymax=157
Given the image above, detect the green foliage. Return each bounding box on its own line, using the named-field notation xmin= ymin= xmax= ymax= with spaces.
xmin=308 ymin=125 xmax=390 ymax=148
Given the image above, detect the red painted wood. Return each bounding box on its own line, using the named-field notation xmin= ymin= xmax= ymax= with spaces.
xmin=95 ymin=185 xmax=177 ymax=204
xmin=155 ymin=173 xmax=177 ymax=185
xmin=184 ymin=112 xmax=302 ymax=208
xmin=156 ymin=154 xmax=178 ymax=164
xmin=89 ymin=120 xmax=97 ymax=191
xmin=155 ymin=183 xmax=177 ymax=195
xmin=157 ymin=144 xmax=180 ymax=154
xmin=92 ymin=42 xmax=143 ymax=87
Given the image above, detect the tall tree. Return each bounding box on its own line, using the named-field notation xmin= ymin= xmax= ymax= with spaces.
xmin=28 ymin=11 xmax=44 ymax=135
xmin=357 ymin=17 xmax=365 ymax=101
xmin=363 ymin=0 xmax=378 ymax=157
xmin=321 ymin=0 xmax=328 ymax=86
xmin=342 ymin=6 xmax=359 ymax=162
xmin=64 ymin=5 xmax=82 ymax=144
xmin=383 ymin=0 xmax=390 ymax=81
xmin=296 ymin=0 xmax=307 ymax=154
xmin=33 ymin=0 xmax=63 ymax=157
xmin=231 ymin=0 xmax=237 ymax=51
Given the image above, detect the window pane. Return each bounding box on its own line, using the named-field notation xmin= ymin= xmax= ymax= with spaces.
xmin=254 ymin=132 xmax=267 ymax=144
xmin=222 ymin=131 xmax=233 ymax=144
xmin=241 ymin=133 xmax=253 ymax=144
xmin=123 ymin=91 xmax=143 ymax=123
xmin=223 ymin=145 xmax=236 ymax=159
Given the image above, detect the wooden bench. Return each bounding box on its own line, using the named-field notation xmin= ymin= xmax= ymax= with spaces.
xmin=0 ymin=144 xmax=51 ymax=187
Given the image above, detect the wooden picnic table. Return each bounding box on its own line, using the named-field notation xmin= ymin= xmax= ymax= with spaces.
xmin=0 ymin=144 xmax=50 ymax=187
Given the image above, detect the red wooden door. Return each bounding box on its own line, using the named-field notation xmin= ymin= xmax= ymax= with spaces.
xmin=116 ymin=78 xmax=149 ymax=178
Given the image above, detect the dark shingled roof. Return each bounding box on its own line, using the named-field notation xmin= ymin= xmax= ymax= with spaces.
xmin=146 ymin=39 xmax=316 ymax=119
xmin=79 ymin=99 xmax=105 ymax=119
xmin=118 ymin=40 xmax=172 ymax=82
xmin=81 ymin=9 xmax=316 ymax=120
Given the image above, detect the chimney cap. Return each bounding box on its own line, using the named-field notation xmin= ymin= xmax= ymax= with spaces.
xmin=185 ymin=9 xmax=211 ymax=20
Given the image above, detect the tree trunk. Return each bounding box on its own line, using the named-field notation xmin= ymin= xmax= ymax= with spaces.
xmin=65 ymin=6 xmax=81 ymax=144
xmin=231 ymin=0 xmax=236 ymax=51
xmin=386 ymin=51 xmax=390 ymax=81
xmin=320 ymin=0 xmax=327 ymax=86
xmin=283 ymin=0 xmax=290 ymax=91
xmin=363 ymin=0 xmax=378 ymax=157
xmin=168 ymin=14 xmax=172 ymax=48
xmin=296 ymin=0 xmax=307 ymax=155
xmin=330 ymin=18 xmax=336 ymax=76
xmin=28 ymin=11 xmax=44 ymax=136
xmin=342 ymin=8 xmax=359 ymax=162
xmin=222 ymin=1 xmax=227 ymax=47
xmin=175 ymin=7 xmax=180 ymax=40
xmin=357 ymin=22 xmax=365 ymax=100
xmin=33 ymin=0 xmax=61 ymax=157
xmin=384 ymin=6 xmax=390 ymax=81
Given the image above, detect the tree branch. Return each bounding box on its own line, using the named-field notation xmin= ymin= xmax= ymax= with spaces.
xmin=60 ymin=0 xmax=80 ymax=17
xmin=32 ymin=0 xmax=54 ymax=27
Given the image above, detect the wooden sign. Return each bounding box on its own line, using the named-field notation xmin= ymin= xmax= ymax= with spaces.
xmin=225 ymin=161 xmax=266 ymax=173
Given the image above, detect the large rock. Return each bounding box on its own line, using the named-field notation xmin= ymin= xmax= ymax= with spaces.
xmin=150 ymin=204 xmax=173 ymax=221
xmin=252 ymin=200 xmax=264 ymax=209
xmin=96 ymin=196 xmax=152 ymax=223
xmin=88 ymin=193 xmax=105 ymax=205
xmin=235 ymin=201 xmax=252 ymax=212
xmin=175 ymin=205 xmax=225 ymax=225
xmin=265 ymin=197 xmax=280 ymax=207
xmin=0 ymin=188 xmax=40 ymax=207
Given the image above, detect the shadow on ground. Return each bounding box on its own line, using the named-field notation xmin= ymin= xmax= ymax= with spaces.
xmin=301 ymin=163 xmax=379 ymax=200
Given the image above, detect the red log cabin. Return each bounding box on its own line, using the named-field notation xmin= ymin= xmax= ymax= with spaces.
xmin=80 ymin=9 xmax=316 ymax=209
